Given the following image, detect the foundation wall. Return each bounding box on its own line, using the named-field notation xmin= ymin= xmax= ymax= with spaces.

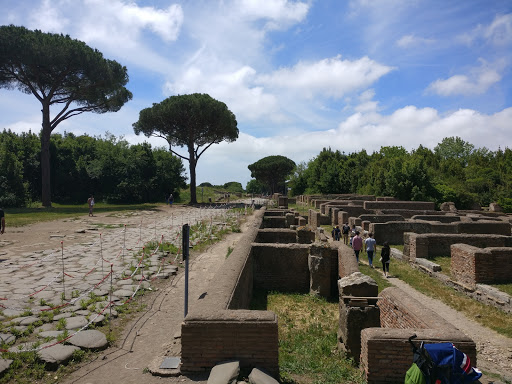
xmin=360 ymin=287 xmax=476 ymax=383
xmin=404 ymin=233 xmax=512 ymax=261
xmin=451 ymin=244 xmax=512 ymax=288
xmin=181 ymin=209 xmax=280 ymax=375
xmin=364 ymin=201 xmax=435 ymax=211
xmin=255 ymin=229 xmax=297 ymax=243
xmin=252 ymin=243 xmax=311 ymax=293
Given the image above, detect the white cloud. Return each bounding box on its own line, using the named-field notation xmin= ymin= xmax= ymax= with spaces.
xmin=80 ymin=0 xmax=183 ymax=43
xmin=257 ymin=56 xmax=394 ymax=98
xmin=28 ymin=0 xmax=69 ymax=32
xmin=427 ymin=63 xmax=502 ymax=96
xmin=236 ymin=0 xmax=310 ymax=29
xmin=458 ymin=13 xmax=512 ymax=46
xmin=396 ymin=34 xmax=435 ymax=48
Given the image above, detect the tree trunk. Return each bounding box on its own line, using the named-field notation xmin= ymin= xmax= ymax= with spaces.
xmin=41 ymin=103 xmax=52 ymax=207
xmin=188 ymin=146 xmax=197 ymax=204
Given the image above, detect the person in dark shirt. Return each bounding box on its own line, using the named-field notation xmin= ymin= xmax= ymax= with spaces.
xmin=0 ymin=208 xmax=5 ymax=234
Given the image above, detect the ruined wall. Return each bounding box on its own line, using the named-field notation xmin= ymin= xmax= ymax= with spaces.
xmin=411 ymin=215 xmax=461 ymax=223
xmin=255 ymin=229 xmax=297 ymax=243
xmin=358 ymin=214 xmax=405 ymax=223
xmin=360 ymin=328 xmax=477 ymax=384
xmin=252 ymin=243 xmax=311 ymax=293
xmin=360 ymin=287 xmax=477 ymax=383
xmin=404 ymin=233 xmax=512 ymax=261
xmin=370 ymin=221 xmax=436 ymax=245
xmin=181 ymin=208 xmax=280 ymax=376
xmin=451 ymin=244 xmax=512 ymax=288
xmin=364 ymin=201 xmax=435 ymax=211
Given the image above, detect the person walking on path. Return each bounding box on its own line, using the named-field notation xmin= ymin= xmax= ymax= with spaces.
xmin=342 ymin=223 xmax=350 ymax=245
xmin=332 ymin=225 xmax=341 ymax=241
xmin=168 ymin=193 xmax=174 ymax=206
xmin=0 ymin=208 xmax=5 ymax=234
xmin=352 ymin=231 xmax=363 ymax=262
xmin=364 ymin=232 xmax=376 ymax=268
xmin=87 ymin=195 xmax=95 ymax=217
xmin=381 ymin=241 xmax=391 ymax=277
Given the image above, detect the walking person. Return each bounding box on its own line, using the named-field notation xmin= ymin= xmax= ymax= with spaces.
xmin=168 ymin=193 xmax=174 ymax=206
xmin=0 ymin=208 xmax=5 ymax=234
xmin=381 ymin=241 xmax=391 ymax=278
xmin=333 ymin=225 xmax=341 ymax=241
xmin=342 ymin=222 xmax=350 ymax=245
xmin=87 ymin=195 xmax=95 ymax=217
xmin=352 ymin=231 xmax=363 ymax=263
xmin=365 ymin=232 xmax=377 ymax=268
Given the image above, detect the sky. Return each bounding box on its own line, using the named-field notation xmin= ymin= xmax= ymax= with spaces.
xmin=1 ymin=0 xmax=511 ymax=187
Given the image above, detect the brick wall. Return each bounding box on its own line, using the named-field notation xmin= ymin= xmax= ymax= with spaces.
xmin=411 ymin=215 xmax=461 ymax=223
xmin=359 ymin=287 xmax=477 ymax=383
xmin=360 ymin=328 xmax=476 ymax=384
xmin=364 ymin=201 xmax=435 ymax=211
xmin=252 ymin=243 xmax=311 ymax=293
xmin=255 ymin=229 xmax=298 ymax=243
xmin=370 ymin=221 xmax=434 ymax=245
xmin=359 ymin=214 xmax=405 ymax=223
xmin=451 ymin=244 xmax=512 ymax=288
xmin=181 ymin=311 xmax=279 ymax=376
xmin=404 ymin=233 xmax=512 ymax=260
xmin=181 ymin=208 xmax=280 ymax=375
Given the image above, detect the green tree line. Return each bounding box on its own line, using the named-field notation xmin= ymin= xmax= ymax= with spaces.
xmin=288 ymin=137 xmax=512 ymax=212
xmin=0 ymin=129 xmax=186 ymax=207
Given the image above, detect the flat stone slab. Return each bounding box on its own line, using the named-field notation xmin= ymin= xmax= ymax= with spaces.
xmin=113 ymin=289 xmax=134 ymax=298
xmin=2 ymin=309 xmax=25 ymax=318
xmin=208 ymin=360 xmax=240 ymax=384
xmin=37 ymin=344 xmax=80 ymax=364
xmin=19 ymin=316 xmax=41 ymax=326
xmin=0 ymin=359 xmax=13 ymax=375
xmin=0 ymin=333 xmax=15 ymax=344
xmin=67 ymin=330 xmax=108 ymax=350
xmin=64 ymin=316 xmax=89 ymax=330
xmin=38 ymin=331 xmax=64 ymax=339
xmin=249 ymin=368 xmax=279 ymax=384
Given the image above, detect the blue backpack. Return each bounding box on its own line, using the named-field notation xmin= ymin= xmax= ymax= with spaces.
xmin=407 ymin=335 xmax=482 ymax=384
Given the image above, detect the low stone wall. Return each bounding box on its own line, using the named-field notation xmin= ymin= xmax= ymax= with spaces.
xmin=181 ymin=209 xmax=280 ymax=376
xmin=252 ymin=243 xmax=311 ymax=293
xmin=359 ymin=214 xmax=405 ymax=223
xmin=378 ymin=209 xmax=441 ymax=219
xmin=411 ymin=215 xmax=461 ymax=223
xmin=360 ymin=328 xmax=476 ymax=384
xmin=364 ymin=201 xmax=435 ymax=211
xmin=404 ymin=233 xmax=512 ymax=261
xmin=360 ymin=287 xmax=476 ymax=383
xmin=451 ymin=244 xmax=512 ymax=288
xmin=339 ymin=206 xmax=370 ymax=219
xmin=308 ymin=209 xmax=330 ymax=228
xmin=255 ymin=229 xmax=297 ymax=243
xmin=372 ymin=220 xmax=511 ymax=246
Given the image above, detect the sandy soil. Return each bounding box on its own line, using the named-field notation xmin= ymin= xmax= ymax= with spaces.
xmin=1 ymin=207 xmax=511 ymax=383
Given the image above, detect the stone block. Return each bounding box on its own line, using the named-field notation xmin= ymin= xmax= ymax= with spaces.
xmin=338 ymin=272 xmax=378 ymax=298
xmin=207 ymin=360 xmax=240 ymax=384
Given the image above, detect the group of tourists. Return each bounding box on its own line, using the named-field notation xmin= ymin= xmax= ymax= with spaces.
xmin=332 ymin=223 xmax=391 ymax=278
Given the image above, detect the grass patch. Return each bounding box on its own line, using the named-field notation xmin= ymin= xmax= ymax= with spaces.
xmin=5 ymin=203 xmax=160 ymax=227
xmin=390 ymin=257 xmax=512 ymax=338
xmin=252 ymin=291 xmax=364 ymax=384
xmin=359 ymin=264 xmax=393 ymax=292
xmin=430 ymin=256 xmax=451 ymax=276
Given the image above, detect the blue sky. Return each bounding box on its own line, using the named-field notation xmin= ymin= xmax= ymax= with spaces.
xmin=1 ymin=0 xmax=511 ymax=187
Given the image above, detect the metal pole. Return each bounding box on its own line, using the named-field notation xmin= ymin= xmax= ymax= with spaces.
xmin=183 ymin=223 xmax=190 ymax=318
xmin=123 ymin=224 xmax=126 ymax=261
xmin=109 ymin=263 xmax=113 ymax=334
xmin=61 ymin=241 xmax=65 ymax=298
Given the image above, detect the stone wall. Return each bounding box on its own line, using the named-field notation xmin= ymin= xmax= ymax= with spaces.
xmin=252 ymin=243 xmax=311 ymax=293
xmin=451 ymin=244 xmax=512 ymax=288
xmin=404 ymin=233 xmax=512 ymax=261
xmin=370 ymin=221 xmax=437 ymax=245
xmin=360 ymin=287 xmax=477 ymax=383
xmin=255 ymin=229 xmax=297 ymax=243
xmin=358 ymin=214 xmax=405 ymax=223
xmin=181 ymin=209 xmax=280 ymax=376
xmin=411 ymin=215 xmax=461 ymax=223
xmin=364 ymin=201 xmax=435 ymax=211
